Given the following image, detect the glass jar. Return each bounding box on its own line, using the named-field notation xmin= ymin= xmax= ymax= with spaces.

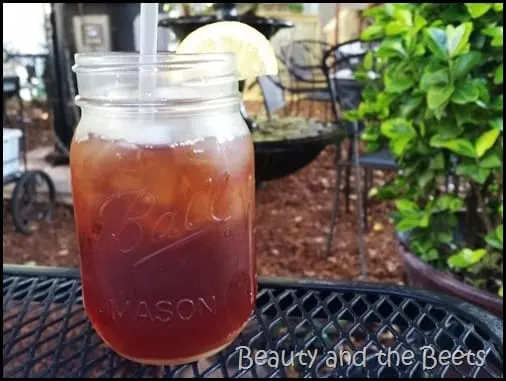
xmin=70 ymin=52 xmax=256 ymax=365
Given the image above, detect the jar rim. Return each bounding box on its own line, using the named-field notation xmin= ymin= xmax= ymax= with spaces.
xmin=72 ymin=52 xmax=240 ymax=111
xmin=73 ymin=51 xmax=237 ymax=75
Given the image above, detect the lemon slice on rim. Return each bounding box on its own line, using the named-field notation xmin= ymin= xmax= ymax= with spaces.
xmin=176 ymin=21 xmax=279 ymax=81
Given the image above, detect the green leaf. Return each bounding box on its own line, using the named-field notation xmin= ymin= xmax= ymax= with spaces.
xmin=376 ymin=92 xmax=397 ymax=109
xmin=456 ymin=163 xmax=491 ymax=183
xmin=473 ymin=33 xmax=488 ymax=49
xmin=454 ymin=51 xmax=482 ymax=79
xmin=375 ymin=185 xmax=397 ymax=200
xmin=451 ymin=82 xmax=480 ymax=104
xmin=418 ymin=171 xmax=434 ymax=189
xmin=429 ymin=134 xmax=445 ymax=147
xmin=446 ymin=22 xmax=473 ymax=57
xmin=496 ymin=224 xmax=503 ymax=244
xmin=465 ymin=3 xmax=493 ymax=18
xmin=363 ymin=52 xmax=373 ymax=71
xmin=491 ymin=95 xmax=503 ymax=111
xmin=414 ymin=43 xmax=426 ymax=56
xmin=403 ymin=31 xmax=416 ymax=53
xmin=429 ymin=153 xmax=445 ymax=169
xmin=433 ymin=106 xmax=446 ymax=120
xmin=416 ymin=140 xmax=430 ymax=154
xmin=361 ymin=25 xmax=384 ymax=40
xmin=494 ymin=3 xmax=503 ymax=11
xmin=488 ymin=117 xmax=503 ymax=132
xmin=363 ymin=4 xmax=386 ymax=18
xmin=440 ymin=139 xmax=476 ymax=158
xmin=396 ymin=218 xmax=422 ymax=231
xmin=455 ymin=106 xmax=481 ymax=126
xmin=414 ymin=13 xmax=427 ymax=31
xmin=394 ymin=8 xmax=413 ymax=26
xmin=377 ymin=39 xmax=408 ymax=58
xmin=366 ymin=138 xmax=383 ymax=151
xmin=486 ymin=234 xmax=503 ymax=250
xmin=424 ymin=249 xmax=439 ymax=261
xmin=499 ymin=286 xmax=503 ymax=298
xmin=361 ymin=130 xmax=379 ymax=142
xmin=418 ymin=121 xmax=427 ymax=137
xmin=494 ymin=64 xmax=503 ymax=85
xmin=448 ymin=248 xmax=487 ymax=268
xmin=479 ymin=153 xmax=502 ymax=168
xmin=492 ymin=31 xmax=503 ymax=47
xmin=361 ymin=85 xmax=377 ymax=102
xmin=385 ymin=21 xmax=410 ymax=36
xmin=396 ymin=199 xmax=421 ymax=215
xmin=434 ymin=194 xmax=464 ymax=212
xmin=449 ymin=198 xmax=464 ymax=212
xmin=385 ymin=73 xmax=415 ymax=93
xmin=384 ymin=3 xmax=395 ymax=17
xmin=425 ymin=27 xmax=448 ymax=60
xmin=419 ymin=213 xmax=430 ymax=227
xmin=380 ymin=118 xmax=416 ymax=139
xmin=472 ymin=78 xmax=490 ymax=104
xmin=442 ymin=120 xmax=464 ymax=140
xmin=343 ymin=110 xmax=360 ymax=122
xmin=391 ymin=136 xmax=413 ymax=156
xmin=427 ymin=85 xmax=455 ymax=110
xmin=438 ymin=231 xmax=454 ymax=244
xmin=482 ymin=26 xmax=503 ymax=46
xmin=482 ymin=25 xmax=503 ymax=38
xmin=400 ymin=95 xmax=423 ymax=117
xmin=475 ymin=129 xmax=500 ymax=157
xmin=440 ymin=6 xmax=474 ymax=22
xmin=420 ymin=69 xmax=450 ymax=91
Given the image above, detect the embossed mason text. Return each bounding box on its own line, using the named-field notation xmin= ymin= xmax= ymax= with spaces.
xmin=108 ymin=296 xmax=217 ymax=322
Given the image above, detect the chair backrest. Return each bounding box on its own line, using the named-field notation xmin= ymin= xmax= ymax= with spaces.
xmin=322 ymin=39 xmax=378 ymax=123
xmin=278 ymin=39 xmax=331 ymax=84
xmin=257 ymin=75 xmax=286 ymax=119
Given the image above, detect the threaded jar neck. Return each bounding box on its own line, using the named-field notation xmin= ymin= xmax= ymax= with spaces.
xmin=72 ymin=52 xmax=240 ymax=114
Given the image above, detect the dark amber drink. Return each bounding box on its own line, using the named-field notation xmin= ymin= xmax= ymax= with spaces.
xmin=70 ymin=52 xmax=256 ymax=365
xmin=70 ymin=134 xmax=255 ymax=364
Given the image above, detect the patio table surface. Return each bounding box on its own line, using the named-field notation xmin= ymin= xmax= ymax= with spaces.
xmin=3 ymin=264 xmax=503 ymax=378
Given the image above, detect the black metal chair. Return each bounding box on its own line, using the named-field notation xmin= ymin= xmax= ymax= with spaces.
xmin=323 ymin=39 xmax=398 ymax=222
xmin=275 ymin=39 xmax=333 ymax=121
xmin=253 ymin=72 xmax=332 ymax=124
xmin=319 ymin=40 xmax=399 ymax=280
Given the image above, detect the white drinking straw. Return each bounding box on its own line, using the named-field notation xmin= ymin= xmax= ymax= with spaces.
xmin=138 ymin=3 xmax=159 ymax=99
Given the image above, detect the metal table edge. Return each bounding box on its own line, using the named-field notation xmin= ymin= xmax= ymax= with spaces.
xmin=3 ymin=263 xmax=503 ymax=351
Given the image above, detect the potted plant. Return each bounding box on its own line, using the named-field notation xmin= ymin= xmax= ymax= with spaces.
xmin=346 ymin=3 xmax=503 ymax=315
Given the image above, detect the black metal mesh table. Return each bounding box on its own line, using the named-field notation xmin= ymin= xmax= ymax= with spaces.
xmin=3 ymin=264 xmax=503 ymax=378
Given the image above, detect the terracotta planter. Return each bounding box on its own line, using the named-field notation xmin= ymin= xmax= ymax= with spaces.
xmin=396 ymin=232 xmax=503 ymax=318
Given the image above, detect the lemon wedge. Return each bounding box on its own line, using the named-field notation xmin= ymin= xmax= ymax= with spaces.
xmin=176 ymin=21 xmax=279 ymax=81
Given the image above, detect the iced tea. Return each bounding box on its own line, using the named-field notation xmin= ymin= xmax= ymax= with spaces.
xmin=70 ymin=128 xmax=255 ymax=364
xmin=70 ymin=51 xmax=255 ymax=365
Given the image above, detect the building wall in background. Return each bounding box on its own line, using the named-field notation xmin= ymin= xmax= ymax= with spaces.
xmin=317 ymin=3 xmax=368 ymax=28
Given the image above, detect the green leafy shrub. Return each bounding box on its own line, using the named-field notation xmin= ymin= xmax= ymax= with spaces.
xmin=348 ymin=3 xmax=503 ymax=296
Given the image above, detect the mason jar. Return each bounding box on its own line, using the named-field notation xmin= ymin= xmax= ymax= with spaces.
xmin=70 ymin=52 xmax=256 ymax=365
